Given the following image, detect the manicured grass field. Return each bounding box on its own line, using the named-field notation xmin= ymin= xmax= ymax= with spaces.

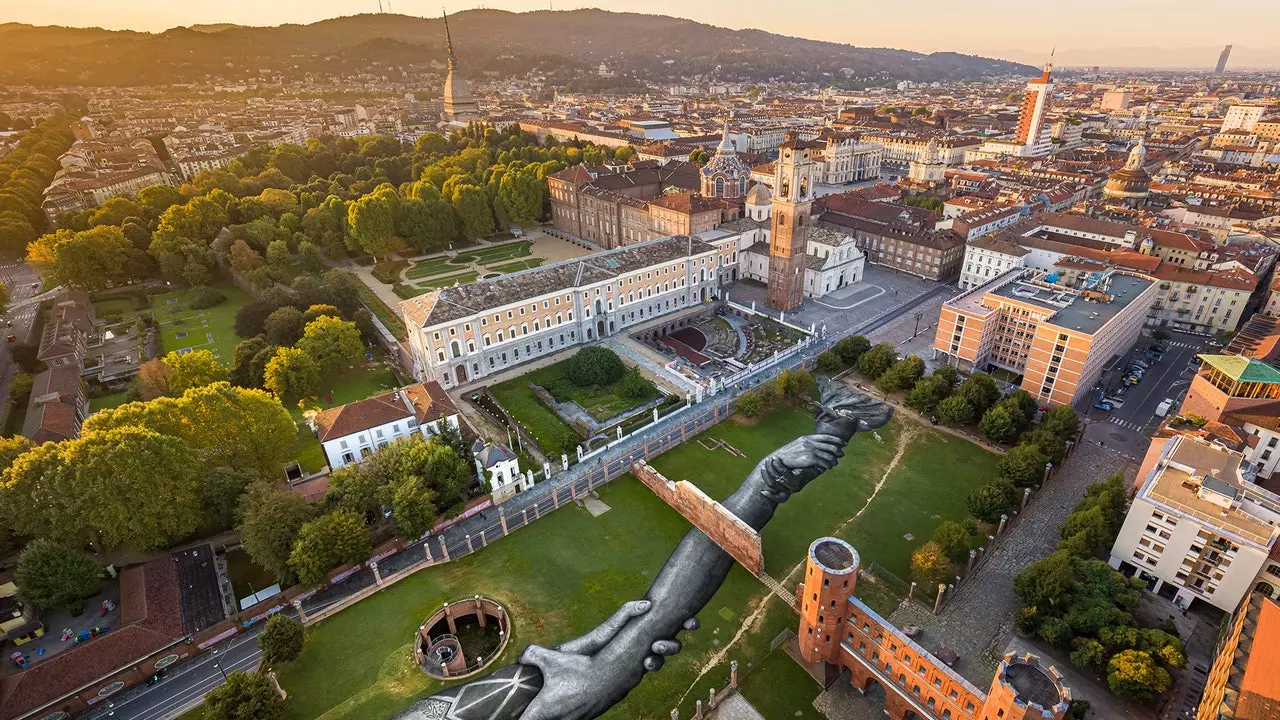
xmin=404 ymin=257 xmax=457 ymax=280
xmin=153 ymin=285 xmax=251 ymax=363
xmin=486 ymin=258 xmax=545 ymax=274
xmin=291 ymin=364 xmax=401 ymax=421
xmin=415 ymin=270 xmax=479 ymax=289
xmin=91 ymin=297 xmax=136 ymax=317
xmin=490 ymin=369 xmax=582 ymax=456
xmin=273 ymin=407 xmax=999 ymax=720
xmin=468 ymin=240 xmax=531 ymax=263
xmin=292 ymin=426 xmax=329 ymax=474
xmin=738 ymin=648 xmax=825 ymax=720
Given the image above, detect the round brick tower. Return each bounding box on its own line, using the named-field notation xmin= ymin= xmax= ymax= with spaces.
xmin=797 ymin=537 xmax=858 ymax=665
xmin=979 ymin=652 xmax=1071 ymax=720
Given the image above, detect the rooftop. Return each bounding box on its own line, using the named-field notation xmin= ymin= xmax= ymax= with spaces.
xmin=1142 ymin=434 xmax=1280 ymax=549
xmin=977 ymin=270 xmax=1153 ymax=336
xmin=1199 ymin=355 xmax=1280 ymax=385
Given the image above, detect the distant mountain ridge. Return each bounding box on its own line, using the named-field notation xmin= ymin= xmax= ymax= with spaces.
xmin=0 ymin=10 xmax=1037 ymax=86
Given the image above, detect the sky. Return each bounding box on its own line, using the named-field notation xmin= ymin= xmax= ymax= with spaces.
xmin=7 ymin=0 xmax=1280 ymax=68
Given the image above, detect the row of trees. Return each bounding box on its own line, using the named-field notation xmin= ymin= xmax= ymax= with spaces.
xmin=1014 ymin=475 xmax=1185 ymax=702
xmin=202 ymin=614 xmax=306 ymax=720
xmin=0 ymin=116 xmax=74 ymax=259
xmin=734 ymin=367 xmax=818 ymax=418
xmin=28 ymin=125 xmax=614 ymax=293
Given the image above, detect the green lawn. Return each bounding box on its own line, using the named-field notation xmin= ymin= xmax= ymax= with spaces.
xmin=486 ymin=258 xmax=545 ymax=274
xmin=489 ymin=358 xmax=660 ymax=454
xmin=738 ymin=649 xmax=825 ymax=720
xmin=405 ymin=257 xmax=458 ymax=280
xmin=91 ymin=297 xmax=137 ymax=317
xmin=292 ymin=426 xmax=329 ymax=474
xmin=292 ymin=364 xmax=401 ymax=421
xmin=415 ymin=270 xmax=479 ymax=289
xmin=89 ymin=390 xmax=134 ymax=413
xmin=468 ymin=241 xmax=531 ymax=263
xmin=153 ymin=285 xmax=251 ymax=363
xmin=274 ymin=407 xmax=999 ymax=720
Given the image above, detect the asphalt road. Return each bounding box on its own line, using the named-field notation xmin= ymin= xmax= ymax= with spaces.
xmin=1080 ymin=331 xmax=1211 ymax=460
xmin=0 ymin=263 xmax=46 ymax=420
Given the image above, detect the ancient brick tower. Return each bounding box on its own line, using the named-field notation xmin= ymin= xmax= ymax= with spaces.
xmin=797 ymin=537 xmax=857 ymax=665
xmin=767 ymin=136 xmax=819 ymax=312
xmin=795 ymin=537 xmax=1072 ymax=720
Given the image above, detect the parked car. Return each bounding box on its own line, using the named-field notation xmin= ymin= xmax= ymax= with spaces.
xmin=1114 ymin=386 xmax=1129 ymax=397
xmin=4 ymin=335 xmax=14 ymax=343
xmin=1191 ymin=356 xmax=1203 ymax=366
xmin=1105 ymin=397 xmax=1126 ymax=408
xmin=1094 ymin=401 xmax=1114 ymax=411
xmin=1131 ymin=360 xmax=1150 ymax=369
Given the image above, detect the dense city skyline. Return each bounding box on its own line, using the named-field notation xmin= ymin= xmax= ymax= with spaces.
xmin=5 ymin=0 xmax=1280 ymax=68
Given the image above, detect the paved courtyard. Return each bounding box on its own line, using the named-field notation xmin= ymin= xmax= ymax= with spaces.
xmin=724 ymin=264 xmax=950 ymax=339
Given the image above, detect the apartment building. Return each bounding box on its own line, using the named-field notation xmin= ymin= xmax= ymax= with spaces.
xmin=933 ymin=269 xmax=1157 ymax=406
xmin=401 ymin=236 xmax=720 ymax=389
xmin=1110 ymin=434 xmax=1280 ymax=612
xmin=1194 ymin=593 xmax=1280 ymax=720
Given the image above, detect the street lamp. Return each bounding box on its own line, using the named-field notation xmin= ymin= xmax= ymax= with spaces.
xmin=213 ymin=661 xmax=228 ymax=681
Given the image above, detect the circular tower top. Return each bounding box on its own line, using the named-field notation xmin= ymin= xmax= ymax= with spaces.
xmin=808 ymin=537 xmax=859 ymax=575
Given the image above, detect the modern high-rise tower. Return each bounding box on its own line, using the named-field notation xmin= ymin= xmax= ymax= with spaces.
xmin=1215 ymin=45 xmax=1233 ymax=75
xmin=766 ymin=136 xmax=821 ymax=312
xmin=1014 ymin=55 xmax=1054 ymax=153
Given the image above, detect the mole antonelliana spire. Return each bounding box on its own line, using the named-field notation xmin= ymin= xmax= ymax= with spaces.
xmin=440 ymin=9 xmax=481 ymax=125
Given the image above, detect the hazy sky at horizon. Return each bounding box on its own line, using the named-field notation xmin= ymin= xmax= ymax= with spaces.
xmin=7 ymin=0 xmax=1280 ymax=67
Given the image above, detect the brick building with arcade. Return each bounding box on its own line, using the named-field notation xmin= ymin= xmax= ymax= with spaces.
xmin=795 ymin=537 xmax=1072 ymax=720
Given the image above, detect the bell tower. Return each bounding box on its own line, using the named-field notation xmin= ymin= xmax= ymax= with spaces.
xmin=767 ymin=137 xmax=819 ymax=311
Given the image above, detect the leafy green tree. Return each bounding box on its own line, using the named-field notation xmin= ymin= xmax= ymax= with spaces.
xmin=199 ymin=467 xmax=253 ymax=533
xmin=0 ymin=212 xmax=37 ymax=260
xmin=1042 ymin=405 xmax=1081 ymax=442
xmin=1107 ymin=650 xmax=1171 ymax=701
xmin=832 ymin=335 xmax=870 ymax=365
xmin=14 ymin=539 xmax=101 ymax=612
xmin=1021 ymin=427 xmax=1067 ymax=464
xmin=566 ymin=346 xmax=625 ymax=386
xmin=27 ymin=226 xmax=135 ymax=290
xmin=258 ymin=614 xmax=305 ymax=665
xmin=980 ymin=405 xmax=1020 ymax=444
xmin=736 ymin=390 xmax=763 ymax=418
xmin=289 ymin=510 xmax=371 ymax=586
xmin=617 ymin=366 xmax=655 ymax=399
xmin=161 ymin=349 xmax=229 ymax=396
xmin=1014 ymin=550 xmax=1077 ymax=611
xmin=998 ymin=442 xmax=1049 ymax=487
xmin=137 ymin=185 xmax=187 ymax=219
xmin=777 ymin=368 xmax=816 ymax=399
xmin=1069 ymin=637 xmax=1106 ymax=670
xmin=905 ymin=374 xmax=951 ymax=414
xmin=296 ymin=316 xmax=363 ymax=374
xmin=910 ymin=541 xmax=950 ymax=587
xmin=203 ymin=670 xmax=285 ymax=720
xmin=876 ymin=355 xmax=924 ymax=393
xmin=967 ymin=481 xmax=1016 ymax=523
xmin=392 ymin=475 xmax=439 ymax=538
xmin=956 ymin=373 xmax=1000 ymax=415
xmin=237 ymin=482 xmax=317 ymax=580
xmin=297 ymin=241 xmax=327 ymax=275
xmin=231 ymin=337 xmax=272 ymax=388
xmin=815 ymin=351 xmax=843 ymax=373
xmin=229 ymin=238 xmax=265 ymax=275
xmin=452 ymin=184 xmax=493 ymax=240
xmin=264 ymin=347 xmax=321 ymax=401
xmin=88 ymin=197 xmax=144 ymax=227
xmin=936 ymin=394 xmax=976 ymax=426
xmin=263 ymin=306 xmax=306 ymax=346
xmin=931 ymin=520 xmax=971 ymax=563
xmin=83 ymin=382 xmax=297 ymax=477
xmin=856 ymin=342 xmax=897 ymax=379
xmin=1058 ymin=505 xmax=1114 ymax=558
xmin=496 ymin=171 xmax=543 ymax=226
xmin=347 ymin=193 xmax=403 ymax=258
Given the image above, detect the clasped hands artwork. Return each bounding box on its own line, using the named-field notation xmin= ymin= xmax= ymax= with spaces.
xmin=397 ymin=378 xmax=891 ymax=720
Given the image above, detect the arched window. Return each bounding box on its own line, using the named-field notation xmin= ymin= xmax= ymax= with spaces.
xmin=715 ymin=177 xmax=725 ymax=196
xmin=738 ymin=175 xmax=747 ymax=195
xmin=778 ymin=213 xmax=787 ymax=227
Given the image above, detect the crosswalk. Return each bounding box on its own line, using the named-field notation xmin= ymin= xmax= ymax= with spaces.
xmin=1163 ymin=341 xmax=1201 ymax=350
xmin=1109 ymin=417 xmax=1144 ymax=430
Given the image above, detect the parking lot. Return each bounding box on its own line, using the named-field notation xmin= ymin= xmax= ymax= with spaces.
xmin=1079 ymin=331 xmax=1212 ymax=459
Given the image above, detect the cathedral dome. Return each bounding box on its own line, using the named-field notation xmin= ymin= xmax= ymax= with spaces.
xmin=745 ymin=182 xmax=771 ymax=206
xmin=1103 ymin=137 xmax=1151 ymax=206
xmin=700 ymin=119 xmax=749 ymax=198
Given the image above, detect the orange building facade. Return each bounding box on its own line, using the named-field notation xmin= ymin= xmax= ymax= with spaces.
xmin=796 ymin=538 xmax=1071 ymax=720
xmin=933 ymin=269 xmax=1157 ymax=407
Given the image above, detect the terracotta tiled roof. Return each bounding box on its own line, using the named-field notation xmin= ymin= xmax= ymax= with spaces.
xmin=0 ymin=558 xmax=184 ymax=720
xmin=312 ymin=382 xmax=458 ymax=442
